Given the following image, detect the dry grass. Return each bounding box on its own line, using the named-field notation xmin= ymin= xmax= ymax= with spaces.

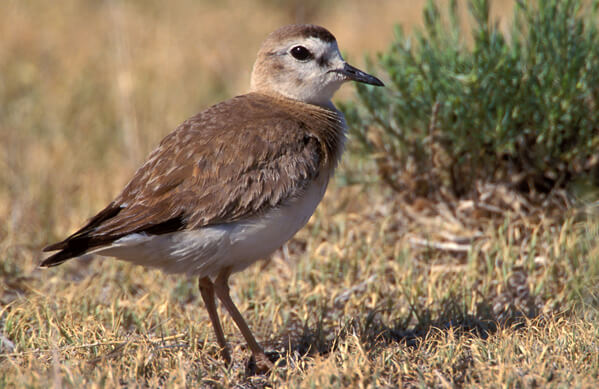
xmin=2 ymin=0 xmax=599 ymax=387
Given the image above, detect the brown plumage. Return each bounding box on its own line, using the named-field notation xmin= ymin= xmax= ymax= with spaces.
xmin=41 ymin=93 xmax=344 ymax=267
xmin=41 ymin=24 xmax=383 ymax=372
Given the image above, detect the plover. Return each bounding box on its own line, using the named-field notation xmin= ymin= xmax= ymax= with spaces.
xmin=42 ymin=24 xmax=384 ymax=371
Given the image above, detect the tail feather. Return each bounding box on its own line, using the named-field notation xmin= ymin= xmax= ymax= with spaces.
xmin=40 ymin=203 xmax=186 ymax=268
xmin=41 ymin=235 xmax=103 ymax=268
xmin=40 ymin=249 xmax=80 ymax=267
xmin=43 ymin=241 xmax=68 ymax=252
xmin=40 ymin=203 xmax=123 ymax=268
xmin=41 ymin=234 xmax=116 ymax=268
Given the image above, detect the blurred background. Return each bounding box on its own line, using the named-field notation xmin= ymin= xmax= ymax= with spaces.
xmin=7 ymin=2 xmax=599 ymax=387
xmin=0 ymin=0 xmax=514 ymax=260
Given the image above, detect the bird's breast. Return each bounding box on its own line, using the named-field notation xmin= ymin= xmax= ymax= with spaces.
xmin=218 ymin=172 xmax=330 ymax=274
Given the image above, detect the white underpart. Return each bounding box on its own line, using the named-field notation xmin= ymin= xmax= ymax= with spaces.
xmin=92 ymin=174 xmax=329 ymax=279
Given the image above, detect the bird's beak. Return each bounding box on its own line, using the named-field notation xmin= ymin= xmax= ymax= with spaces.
xmin=333 ymin=62 xmax=385 ymax=87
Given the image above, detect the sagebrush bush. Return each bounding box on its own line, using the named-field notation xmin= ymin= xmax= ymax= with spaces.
xmin=342 ymin=0 xmax=599 ymax=198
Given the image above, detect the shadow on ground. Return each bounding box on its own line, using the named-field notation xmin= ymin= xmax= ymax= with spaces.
xmin=250 ymin=283 xmax=545 ymax=377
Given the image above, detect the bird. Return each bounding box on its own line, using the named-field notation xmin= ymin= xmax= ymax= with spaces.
xmin=41 ymin=24 xmax=384 ymax=372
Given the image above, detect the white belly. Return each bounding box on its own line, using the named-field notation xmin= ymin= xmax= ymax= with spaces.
xmin=93 ymin=175 xmax=329 ymax=278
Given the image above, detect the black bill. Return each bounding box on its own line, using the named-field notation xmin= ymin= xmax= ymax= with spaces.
xmin=333 ymin=63 xmax=384 ymax=87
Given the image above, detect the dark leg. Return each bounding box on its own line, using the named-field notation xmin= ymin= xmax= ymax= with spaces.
xmin=213 ymin=268 xmax=274 ymax=373
xmin=198 ymin=276 xmax=231 ymax=365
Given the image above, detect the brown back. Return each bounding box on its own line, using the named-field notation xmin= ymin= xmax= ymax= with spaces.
xmin=42 ymin=92 xmax=345 ymax=265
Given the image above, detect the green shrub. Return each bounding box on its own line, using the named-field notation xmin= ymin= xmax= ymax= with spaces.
xmin=342 ymin=0 xmax=599 ymax=198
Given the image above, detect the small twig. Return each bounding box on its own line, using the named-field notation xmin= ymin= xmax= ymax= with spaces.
xmin=152 ymin=343 xmax=189 ymax=351
xmin=438 ymin=230 xmax=483 ymax=244
xmin=408 ymin=237 xmax=471 ymax=252
xmin=475 ymin=202 xmax=505 ymax=214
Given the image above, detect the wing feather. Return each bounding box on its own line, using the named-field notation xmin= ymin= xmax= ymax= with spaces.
xmin=41 ymin=94 xmax=328 ymax=266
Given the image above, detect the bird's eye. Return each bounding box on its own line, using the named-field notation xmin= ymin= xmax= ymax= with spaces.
xmin=290 ymin=45 xmax=312 ymax=61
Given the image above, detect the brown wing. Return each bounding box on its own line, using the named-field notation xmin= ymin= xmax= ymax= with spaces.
xmin=41 ymin=93 xmax=325 ymax=266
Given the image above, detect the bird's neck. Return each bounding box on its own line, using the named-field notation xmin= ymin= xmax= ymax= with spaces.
xmin=253 ymin=91 xmax=347 ymax=175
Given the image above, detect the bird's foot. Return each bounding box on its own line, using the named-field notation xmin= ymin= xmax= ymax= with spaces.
xmin=246 ymin=351 xmax=276 ymax=375
xmin=220 ymin=347 xmax=232 ymax=367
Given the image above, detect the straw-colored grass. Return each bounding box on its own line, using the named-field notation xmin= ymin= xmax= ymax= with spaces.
xmin=2 ymin=0 xmax=599 ymax=387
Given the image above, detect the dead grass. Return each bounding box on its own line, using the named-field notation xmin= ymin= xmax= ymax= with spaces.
xmin=2 ymin=0 xmax=599 ymax=387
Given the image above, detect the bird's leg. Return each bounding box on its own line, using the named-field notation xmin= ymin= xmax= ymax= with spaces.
xmin=198 ymin=277 xmax=231 ymax=365
xmin=213 ymin=267 xmax=274 ymax=373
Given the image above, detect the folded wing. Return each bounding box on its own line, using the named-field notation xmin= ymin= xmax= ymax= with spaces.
xmin=41 ymin=94 xmax=325 ymax=267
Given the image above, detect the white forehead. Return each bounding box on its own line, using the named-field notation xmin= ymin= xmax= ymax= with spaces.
xmin=305 ymin=37 xmax=340 ymax=55
xmin=282 ymin=36 xmax=343 ymax=59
